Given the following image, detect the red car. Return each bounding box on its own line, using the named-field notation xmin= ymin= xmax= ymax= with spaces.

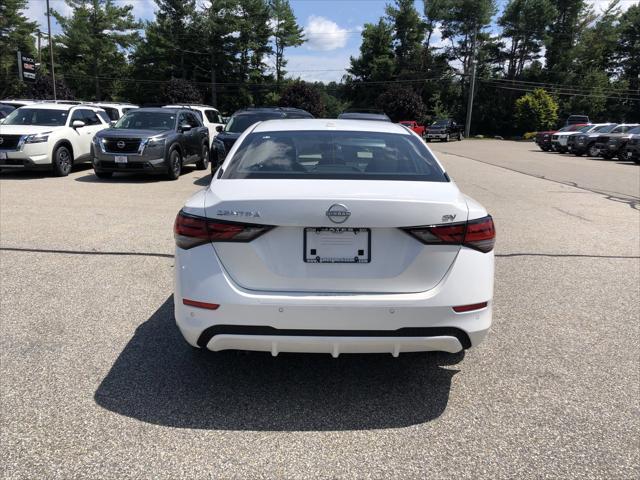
xmin=535 ymin=130 xmax=557 ymax=151
xmin=399 ymin=120 xmax=426 ymax=137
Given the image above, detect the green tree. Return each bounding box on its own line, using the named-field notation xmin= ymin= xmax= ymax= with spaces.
xmin=375 ymin=84 xmax=426 ymax=122
xmin=498 ymin=0 xmax=556 ymax=78
xmin=545 ymin=0 xmax=592 ymax=80
xmin=269 ymin=0 xmax=304 ymax=85
xmin=385 ymin=0 xmax=425 ymax=75
xmin=278 ymin=80 xmax=325 ymax=117
xmin=163 ymin=78 xmax=203 ymax=104
xmin=0 ymin=0 xmax=37 ymax=98
xmin=514 ymin=88 xmax=559 ymax=132
xmin=53 ymin=0 xmax=140 ymax=100
xmin=615 ymin=4 xmax=640 ymax=95
xmin=423 ymin=0 xmax=448 ymax=48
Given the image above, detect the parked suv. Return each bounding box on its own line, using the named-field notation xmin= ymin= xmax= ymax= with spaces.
xmin=624 ymin=134 xmax=640 ymax=164
xmin=0 ymin=103 xmax=109 ymax=176
xmin=92 ymin=108 xmax=209 ymax=180
xmin=571 ymin=123 xmax=618 ymax=156
xmin=425 ymin=119 xmax=463 ymax=142
xmin=535 ymin=129 xmax=557 ymax=151
xmin=595 ymin=124 xmax=639 ymax=159
xmin=211 ymin=107 xmax=313 ymax=172
xmin=566 ymin=115 xmax=589 ymax=126
xmin=550 ymin=123 xmax=589 ymax=152
xmin=163 ymin=104 xmax=224 ymax=147
xmin=601 ymin=125 xmax=640 ymax=159
xmin=564 ymin=123 xmax=613 ymax=153
xmin=91 ymin=102 xmax=139 ymax=121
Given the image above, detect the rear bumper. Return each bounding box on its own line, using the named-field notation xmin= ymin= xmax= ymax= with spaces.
xmin=174 ymin=244 xmax=494 ymax=356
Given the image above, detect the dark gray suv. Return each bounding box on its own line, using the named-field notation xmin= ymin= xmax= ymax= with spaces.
xmin=92 ymin=108 xmax=209 ymax=180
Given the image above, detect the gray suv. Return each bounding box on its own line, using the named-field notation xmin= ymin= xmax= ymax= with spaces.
xmin=92 ymin=108 xmax=209 ymax=180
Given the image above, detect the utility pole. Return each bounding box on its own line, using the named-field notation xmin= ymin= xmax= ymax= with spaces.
xmin=36 ymin=31 xmax=42 ymax=65
xmin=210 ymin=51 xmax=217 ymax=107
xmin=45 ymin=0 xmax=57 ymax=101
xmin=464 ymin=27 xmax=478 ymax=139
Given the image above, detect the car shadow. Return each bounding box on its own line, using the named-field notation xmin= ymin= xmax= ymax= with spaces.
xmin=75 ymin=166 xmax=199 ymax=183
xmin=193 ymin=174 xmax=211 ymax=186
xmin=94 ymin=296 xmax=464 ymax=431
xmin=0 ymin=163 xmax=92 ymax=180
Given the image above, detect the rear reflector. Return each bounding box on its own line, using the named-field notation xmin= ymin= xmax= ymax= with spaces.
xmin=452 ymin=301 xmax=488 ymax=313
xmin=174 ymin=210 xmax=274 ymax=249
xmin=402 ymin=215 xmax=496 ymax=253
xmin=183 ymin=299 xmax=220 ymax=310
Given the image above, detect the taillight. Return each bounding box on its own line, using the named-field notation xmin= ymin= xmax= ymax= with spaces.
xmin=453 ymin=301 xmax=488 ymax=313
xmin=174 ymin=210 xmax=274 ymax=249
xmin=402 ymin=215 xmax=495 ymax=253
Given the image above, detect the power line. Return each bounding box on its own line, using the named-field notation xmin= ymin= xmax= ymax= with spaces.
xmin=479 ymin=80 xmax=640 ymax=102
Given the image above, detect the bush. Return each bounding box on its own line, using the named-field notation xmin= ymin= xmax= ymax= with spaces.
xmin=515 ymin=88 xmax=558 ymax=132
xmin=523 ymin=132 xmax=537 ymax=140
xmin=375 ymin=84 xmax=425 ymax=122
xmin=278 ymin=81 xmax=326 ymax=117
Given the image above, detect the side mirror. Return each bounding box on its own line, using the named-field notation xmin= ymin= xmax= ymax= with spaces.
xmin=179 ymin=123 xmax=193 ymax=132
xmin=72 ymin=119 xmax=86 ymax=128
xmin=215 ymin=125 xmax=223 ymax=133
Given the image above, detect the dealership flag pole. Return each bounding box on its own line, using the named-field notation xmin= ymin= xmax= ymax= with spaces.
xmin=46 ymin=0 xmax=57 ymax=101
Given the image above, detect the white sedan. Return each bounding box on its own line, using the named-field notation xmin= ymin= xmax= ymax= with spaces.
xmin=174 ymin=119 xmax=495 ymax=357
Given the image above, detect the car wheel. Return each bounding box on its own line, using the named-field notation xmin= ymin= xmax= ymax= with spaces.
xmin=52 ymin=145 xmax=73 ymax=177
xmin=457 ymin=132 xmax=462 ymax=141
xmin=574 ymin=150 xmax=583 ymax=156
xmin=601 ymin=152 xmax=613 ymax=160
xmin=196 ymin=144 xmax=209 ymax=170
xmin=166 ymin=149 xmax=182 ymax=180
xmin=425 ymin=138 xmax=431 ymax=143
xmin=541 ymin=146 xmax=550 ymax=152
xmin=588 ymin=144 xmax=599 ymax=157
xmin=94 ymin=170 xmax=113 ymax=179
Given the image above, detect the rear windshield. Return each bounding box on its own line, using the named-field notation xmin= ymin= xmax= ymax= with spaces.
xmin=593 ymin=124 xmax=616 ymax=133
xmin=225 ymin=113 xmax=283 ymax=133
xmin=628 ymin=126 xmax=640 ymax=135
xmin=431 ymin=120 xmax=449 ymax=127
xmin=114 ymin=111 xmax=176 ymax=131
xmin=3 ymin=108 xmax=68 ymax=126
xmin=101 ymin=107 xmax=119 ymax=121
xmin=223 ymin=131 xmax=448 ymax=182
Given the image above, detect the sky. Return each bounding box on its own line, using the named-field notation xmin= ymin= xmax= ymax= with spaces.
xmin=24 ymin=0 xmax=637 ymax=83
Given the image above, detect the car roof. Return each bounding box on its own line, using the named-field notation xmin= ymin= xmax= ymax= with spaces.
xmin=232 ymin=107 xmax=313 ymax=117
xmin=337 ymin=112 xmax=391 ymax=121
xmin=136 ymin=107 xmax=182 ymax=114
xmin=251 ymin=118 xmax=410 ymax=134
xmin=16 ymin=103 xmax=76 ymax=111
xmin=164 ymin=104 xmax=219 ymax=111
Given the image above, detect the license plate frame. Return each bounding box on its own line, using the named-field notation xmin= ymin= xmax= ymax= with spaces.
xmin=304 ymin=227 xmax=371 ymax=264
xmin=114 ymin=155 xmax=128 ymax=163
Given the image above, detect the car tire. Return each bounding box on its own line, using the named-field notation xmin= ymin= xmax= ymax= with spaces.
xmin=574 ymin=150 xmax=583 ymax=156
xmin=94 ymin=170 xmax=113 ymax=179
xmin=52 ymin=145 xmax=73 ymax=177
xmin=588 ymin=144 xmax=599 ymax=157
xmin=425 ymin=138 xmax=431 ymax=143
xmin=166 ymin=148 xmax=182 ymax=180
xmin=601 ymin=152 xmax=613 ymax=160
xmin=196 ymin=144 xmax=209 ymax=170
xmin=444 ymin=134 xmax=450 ymax=142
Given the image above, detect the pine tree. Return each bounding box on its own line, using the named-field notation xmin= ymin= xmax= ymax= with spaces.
xmin=269 ymin=0 xmax=304 ymax=86
xmin=0 ymin=0 xmax=38 ymax=97
xmin=386 ymin=0 xmax=425 ymax=75
xmin=53 ymin=0 xmax=140 ymax=100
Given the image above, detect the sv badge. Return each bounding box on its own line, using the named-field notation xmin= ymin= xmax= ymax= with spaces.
xmin=442 ymin=214 xmax=457 ymax=222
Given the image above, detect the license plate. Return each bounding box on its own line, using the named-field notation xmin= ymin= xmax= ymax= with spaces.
xmin=0 ymin=152 xmax=7 ymax=160
xmin=114 ymin=155 xmax=127 ymax=163
xmin=628 ymin=151 xmax=633 ymax=158
xmin=304 ymin=228 xmax=370 ymax=263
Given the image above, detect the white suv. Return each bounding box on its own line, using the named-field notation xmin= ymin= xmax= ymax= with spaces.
xmin=0 ymin=103 xmax=109 ymax=176
xmin=90 ymin=102 xmax=139 ymax=122
xmin=163 ymin=104 xmax=224 ymax=146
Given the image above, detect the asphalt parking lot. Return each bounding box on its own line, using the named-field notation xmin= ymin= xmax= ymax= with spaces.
xmin=1 ymin=140 xmax=638 ymax=479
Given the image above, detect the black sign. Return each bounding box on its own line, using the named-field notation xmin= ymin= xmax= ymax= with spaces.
xmin=17 ymin=52 xmax=36 ymax=82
